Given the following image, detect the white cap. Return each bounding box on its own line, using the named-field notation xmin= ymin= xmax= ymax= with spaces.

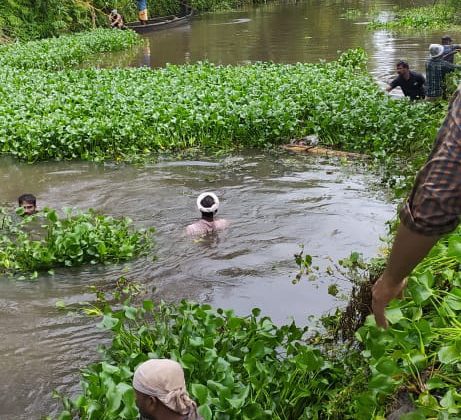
xmin=429 ymin=43 xmax=444 ymax=58
xmin=196 ymin=192 xmax=219 ymax=213
xmin=111 ymin=9 xmax=117 ymax=14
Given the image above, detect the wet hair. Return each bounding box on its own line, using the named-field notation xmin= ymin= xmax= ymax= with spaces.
xmin=200 ymin=195 xmax=215 ymax=209
xmin=442 ymin=35 xmax=452 ymax=42
xmin=18 ymin=193 xmax=36 ymax=206
xmin=396 ymin=60 xmax=409 ymax=69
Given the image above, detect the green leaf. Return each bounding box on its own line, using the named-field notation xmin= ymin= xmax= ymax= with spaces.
xmin=385 ymin=307 xmax=403 ymax=324
xmin=375 ymin=357 xmax=398 ymax=375
xmin=191 ymin=383 xmax=209 ymax=405
xmin=198 ymin=404 xmax=212 ymax=420
xmin=438 ymin=345 xmax=460 ymax=364
xmin=98 ymin=314 xmax=119 ymax=330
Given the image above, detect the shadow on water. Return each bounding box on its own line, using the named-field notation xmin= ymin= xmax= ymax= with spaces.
xmin=0 ymin=151 xmax=394 ymax=418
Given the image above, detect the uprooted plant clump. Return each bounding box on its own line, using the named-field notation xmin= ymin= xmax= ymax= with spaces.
xmin=0 ymin=207 xmax=154 ymax=277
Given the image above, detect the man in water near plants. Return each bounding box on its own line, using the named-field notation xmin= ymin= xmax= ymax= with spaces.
xmin=109 ymin=9 xmax=126 ymax=29
xmin=426 ymin=44 xmax=461 ymax=100
xmin=441 ymin=35 xmax=461 ymax=64
xmin=185 ymin=192 xmax=229 ymax=236
xmin=133 ymin=359 xmax=202 ymax=420
xmin=386 ymin=60 xmax=426 ymax=101
xmin=18 ymin=193 xmax=37 ymax=216
xmin=136 ymin=0 xmax=149 ymax=25
xmin=372 ymin=86 xmax=461 ymax=328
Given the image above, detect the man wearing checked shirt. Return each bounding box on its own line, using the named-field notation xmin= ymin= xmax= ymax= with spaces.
xmin=372 ymin=86 xmax=461 ymax=328
xmin=426 ymin=44 xmax=461 ymax=100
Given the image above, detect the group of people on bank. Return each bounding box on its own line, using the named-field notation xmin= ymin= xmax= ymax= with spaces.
xmin=387 ymin=35 xmax=461 ymax=101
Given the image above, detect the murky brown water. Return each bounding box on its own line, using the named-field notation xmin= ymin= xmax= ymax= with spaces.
xmin=92 ymin=0 xmax=461 ymax=92
xmin=3 ymin=0 xmax=449 ymax=417
xmin=0 ymin=152 xmax=394 ymax=418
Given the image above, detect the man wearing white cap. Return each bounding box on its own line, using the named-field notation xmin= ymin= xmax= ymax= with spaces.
xmin=133 ymin=358 xmax=202 ymax=420
xmin=185 ymin=192 xmax=229 ymax=236
xmin=426 ymin=43 xmax=461 ymax=100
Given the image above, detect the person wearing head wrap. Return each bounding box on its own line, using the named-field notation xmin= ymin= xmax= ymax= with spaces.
xmin=185 ymin=192 xmax=229 ymax=236
xmin=426 ymin=43 xmax=461 ymax=100
xmin=133 ymin=359 xmax=203 ymax=420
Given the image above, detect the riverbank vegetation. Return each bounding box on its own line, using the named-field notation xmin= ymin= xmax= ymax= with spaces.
xmin=0 ymin=29 xmax=140 ymax=70
xmin=369 ymin=3 xmax=460 ymax=30
xmin=0 ymin=0 xmax=270 ymax=41
xmin=53 ymin=226 xmax=461 ymax=419
xmin=54 ymin=296 xmax=367 ymax=419
xmin=0 ymin=207 xmax=153 ymax=276
xmin=0 ymin=48 xmax=445 ymax=165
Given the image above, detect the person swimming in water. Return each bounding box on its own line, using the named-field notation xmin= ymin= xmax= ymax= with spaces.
xmin=186 ymin=192 xmax=229 ymax=236
xmin=18 ymin=193 xmax=38 ymax=216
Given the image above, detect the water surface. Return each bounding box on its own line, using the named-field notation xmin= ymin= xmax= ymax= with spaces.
xmin=94 ymin=0 xmax=461 ymax=91
xmin=0 ymin=152 xmax=394 ymax=418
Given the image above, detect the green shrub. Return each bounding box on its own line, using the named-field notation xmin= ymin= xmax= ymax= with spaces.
xmin=0 ymin=49 xmax=446 ymax=163
xmin=369 ymin=4 xmax=460 ymax=30
xmin=0 ymin=28 xmax=140 ymax=70
xmin=54 ymin=299 xmax=365 ymax=419
xmin=0 ymin=207 xmax=153 ymax=274
xmin=356 ymin=224 xmax=461 ymax=417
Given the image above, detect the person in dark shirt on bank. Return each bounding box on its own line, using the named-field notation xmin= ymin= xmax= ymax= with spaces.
xmin=442 ymin=35 xmax=461 ymax=64
xmin=386 ymin=61 xmax=426 ymax=101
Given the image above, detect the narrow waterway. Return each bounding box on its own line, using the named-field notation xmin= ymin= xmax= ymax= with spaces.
xmin=93 ymin=0 xmax=461 ymax=91
xmin=0 ymin=153 xmax=394 ymax=418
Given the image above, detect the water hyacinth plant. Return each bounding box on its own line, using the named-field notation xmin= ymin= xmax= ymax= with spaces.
xmin=0 ymin=49 xmax=445 ymax=163
xmin=355 ymin=224 xmax=461 ymax=418
xmin=54 ymin=298 xmax=366 ymax=420
xmin=369 ymin=4 xmax=460 ymax=30
xmin=53 ymin=236 xmax=461 ymax=419
xmin=0 ymin=28 xmax=140 ymax=70
xmin=0 ymin=207 xmax=153 ymax=274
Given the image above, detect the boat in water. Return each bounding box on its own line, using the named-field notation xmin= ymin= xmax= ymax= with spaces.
xmin=126 ymin=5 xmax=193 ymax=33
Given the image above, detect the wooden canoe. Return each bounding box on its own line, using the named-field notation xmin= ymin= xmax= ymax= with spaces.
xmin=282 ymin=144 xmax=369 ymax=159
xmin=126 ymin=7 xmax=193 ymax=34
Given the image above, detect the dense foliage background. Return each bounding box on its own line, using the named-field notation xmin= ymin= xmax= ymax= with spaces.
xmin=0 ymin=0 xmax=269 ymax=41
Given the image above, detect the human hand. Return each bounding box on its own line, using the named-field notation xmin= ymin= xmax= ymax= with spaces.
xmin=371 ymin=275 xmax=407 ymax=328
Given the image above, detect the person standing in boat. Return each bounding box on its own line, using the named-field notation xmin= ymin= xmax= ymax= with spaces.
xmin=137 ymin=0 xmax=149 ymax=25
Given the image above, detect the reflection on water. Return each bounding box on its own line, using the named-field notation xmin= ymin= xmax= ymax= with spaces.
xmin=90 ymin=0 xmax=460 ymax=90
xmin=0 ymin=152 xmax=394 ymax=418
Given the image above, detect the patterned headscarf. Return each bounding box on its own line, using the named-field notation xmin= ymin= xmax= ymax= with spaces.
xmin=133 ymin=359 xmax=199 ymax=419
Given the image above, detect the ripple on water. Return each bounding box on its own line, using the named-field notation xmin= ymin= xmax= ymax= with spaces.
xmin=0 ymin=151 xmax=394 ymax=418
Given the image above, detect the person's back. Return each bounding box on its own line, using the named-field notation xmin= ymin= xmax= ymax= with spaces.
xmin=186 ymin=218 xmax=229 ymax=236
xmin=185 ymin=192 xmax=229 ymax=237
xmin=426 ymin=44 xmax=460 ymax=99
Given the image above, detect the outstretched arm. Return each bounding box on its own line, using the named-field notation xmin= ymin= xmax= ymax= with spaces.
xmin=372 ymin=224 xmax=440 ymax=328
